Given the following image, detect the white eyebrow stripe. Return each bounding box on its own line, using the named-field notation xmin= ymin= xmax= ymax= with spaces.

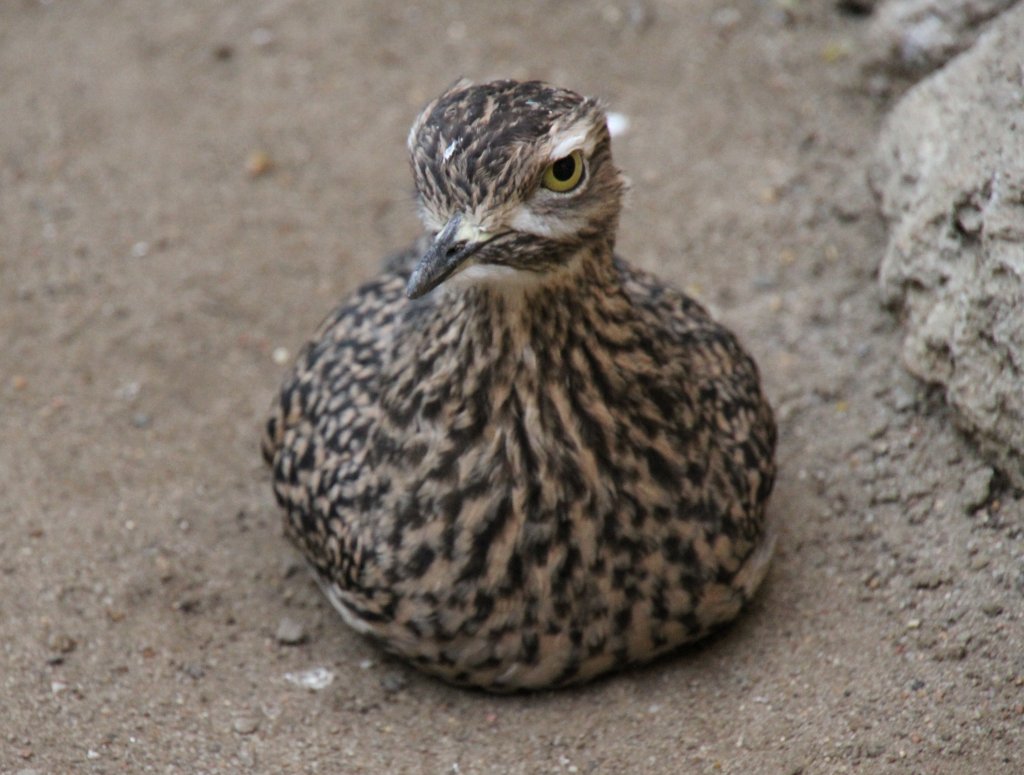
xmin=550 ymin=132 xmax=589 ymax=160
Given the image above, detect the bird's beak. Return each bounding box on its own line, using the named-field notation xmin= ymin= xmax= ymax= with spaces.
xmin=406 ymin=214 xmax=496 ymax=299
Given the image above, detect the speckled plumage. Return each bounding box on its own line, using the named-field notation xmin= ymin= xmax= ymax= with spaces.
xmin=263 ymin=80 xmax=777 ymax=690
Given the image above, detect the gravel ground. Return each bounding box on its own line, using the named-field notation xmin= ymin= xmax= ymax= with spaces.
xmin=2 ymin=1 xmax=1021 ymax=773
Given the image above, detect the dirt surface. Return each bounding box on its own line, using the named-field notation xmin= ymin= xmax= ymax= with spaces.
xmin=2 ymin=1 xmax=1021 ymax=773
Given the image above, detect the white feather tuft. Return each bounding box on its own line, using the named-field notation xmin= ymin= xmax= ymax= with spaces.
xmin=606 ymin=112 xmax=630 ymax=138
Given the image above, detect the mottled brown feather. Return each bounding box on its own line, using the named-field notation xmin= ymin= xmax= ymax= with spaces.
xmin=263 ymin=80 xmax=776 ymax=690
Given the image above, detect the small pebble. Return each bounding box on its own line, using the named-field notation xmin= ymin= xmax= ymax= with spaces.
xmin=47 ymin=633 xmax=77 ymax=654
xmin=711 ymin=7 xmax=742 ymax=33
xmin=870 ymin=483 xmax=899 ymax=505
xmin=938 ymin=643 xmax=967 ymax=661
xmin=115 ymin=381 xmax=141 ymax=401
xmin=867 ymin=415 xmax=889 ymax=439
xmin=272 ymin=346 xmax=290 ymax=365
xmin=246 ymin=150 xmax=274 ymax=178
xmin=833 ymin=194 xmax=866 ymax=222
xmin=892 ymin=386 xmax=915 ymax=412
xmin=154 ymin=554 xmax=174 ymax=582
xmin=955 ymin=203 xmax=983 ymax=235
xmin=820 ymin=40 xmax=850 ymax=63
xmin=380 ymin=671 xmax=408 ymax=695
xmin=276 ymin=616 xmax=307 ymax=645
xmin=981 ymin=603 xmax=1004 ymax=618
xmin=284 ymin=666 xmax=335 ymax=690
xmin=969 ymin=555 xmax=990 ymax=572
xmin=40 ymin=396 xmax=67 ymax=416
xmin=233 ymin=715 xmax=260 ymax=735
xmin=131 ymin=241 xmax=150 ymax=259
xmin=250 ymin=27 xmax=274 ymax=48
xmin=911 ymin=571 xmax=946 ymax=590
xmin=863 ymin=740 xmax=885 ymax=758
xmin=11 ymin=375 xmax=28 ymax=391
xmin=238 ymin=741 xmax=257 ymax=768
xmin=173 ymin=596 xmax=200 ymax=613
xmin=131 ymin=412 xmax=152 ymax=429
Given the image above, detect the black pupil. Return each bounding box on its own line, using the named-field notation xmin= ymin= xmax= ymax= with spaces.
xmin=551 ymin=155 xmax=577 ymax=182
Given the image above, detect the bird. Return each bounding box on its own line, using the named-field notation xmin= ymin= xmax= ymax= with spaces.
xmin=262 ymin=79 xmax=777 ymax=691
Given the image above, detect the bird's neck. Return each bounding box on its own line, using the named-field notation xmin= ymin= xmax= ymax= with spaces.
xmin=441 ymin=244 xmax=623 ymax=348
xmin=380 ymin=244 xmax=634 ymax=429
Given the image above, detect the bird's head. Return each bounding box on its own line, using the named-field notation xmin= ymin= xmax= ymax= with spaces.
xmin=405 ymin=79 xmax=626 ymax=299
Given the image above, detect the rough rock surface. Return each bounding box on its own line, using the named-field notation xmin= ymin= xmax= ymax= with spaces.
xmin=873 ymin=2 xmax=1024 ymax=485
xmin=867 ymin=0 xmax=1020 ymax=71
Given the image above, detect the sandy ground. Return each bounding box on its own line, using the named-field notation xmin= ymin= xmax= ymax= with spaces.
xmin=2 ymin=1 xmax=1022 ymax=772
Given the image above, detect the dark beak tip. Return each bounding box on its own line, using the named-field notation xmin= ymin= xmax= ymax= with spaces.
xmin=404 ymin=214 xmax=479 ymax=301
xmin=404 ymin=272 xmax=424 ymax=300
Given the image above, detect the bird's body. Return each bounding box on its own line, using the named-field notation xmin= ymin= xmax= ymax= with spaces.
xmin=264 ymin=80 xmax=776 ymax=690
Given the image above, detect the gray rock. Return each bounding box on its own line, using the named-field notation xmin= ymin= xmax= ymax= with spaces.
xmin=232 ymin=715 xmax=260 ymax=735
xmin=866 ymin=0 xmax=1019 ymax=73
xmin=872 ymin=4 xmax=1024 ymax=487
xmin=275 ymin=616 xmax=307 ymax=646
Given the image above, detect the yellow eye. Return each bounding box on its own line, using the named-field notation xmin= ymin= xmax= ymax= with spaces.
xmin=541 ymin=150 xmax=585 ymax=192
